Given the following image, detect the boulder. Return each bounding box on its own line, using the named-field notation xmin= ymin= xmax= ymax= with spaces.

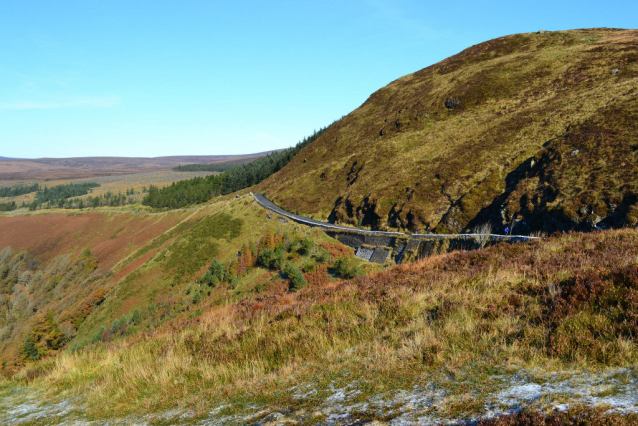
xmin=445 ymin=98 xmax=461 ymax=109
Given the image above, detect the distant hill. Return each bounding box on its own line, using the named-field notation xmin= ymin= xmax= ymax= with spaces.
xmin=0 ymin=151 xmax=276 ymax=180
xmin=258 ymin=28 xmax=638 ymax=234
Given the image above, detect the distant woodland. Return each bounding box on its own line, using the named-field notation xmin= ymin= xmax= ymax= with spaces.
xmin=143 ymin=125 xmax=331 ymax=209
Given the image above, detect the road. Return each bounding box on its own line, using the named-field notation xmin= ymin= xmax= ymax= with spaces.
xmin=251 ymin=193 xmax=538 ymax=242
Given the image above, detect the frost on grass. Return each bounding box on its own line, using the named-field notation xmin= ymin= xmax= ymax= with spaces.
xmin=2 ymin=368 xmax=638 ymax=425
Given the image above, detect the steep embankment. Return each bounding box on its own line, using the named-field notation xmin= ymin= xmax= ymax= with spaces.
xmin=258 ymin=28 xmax=638 ymax=234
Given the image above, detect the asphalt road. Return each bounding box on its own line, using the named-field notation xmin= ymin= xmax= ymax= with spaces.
xmin=251 ymin=193 xmax=538 ymax=242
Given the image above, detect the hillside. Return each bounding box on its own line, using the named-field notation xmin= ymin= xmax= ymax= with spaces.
xmin=0 ymin=151 xmax=276 ymax=180
xmin=3 ymin=28 xmax=638 ymax=424
xmin=0 ymin=198 xmax=369 ymax=367
xmin=258 ymin=28 xmax=638 ymax=234
xmin=3 ymin=226 xmax=638 ymax=423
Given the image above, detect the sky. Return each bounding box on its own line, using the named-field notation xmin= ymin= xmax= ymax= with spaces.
xmin=1 ymin=1 xmax=636 ymax=159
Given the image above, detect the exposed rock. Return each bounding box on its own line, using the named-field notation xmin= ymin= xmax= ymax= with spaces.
xmin=445 ymin=97 xmax=461 ymax=109
xmin=355 ymin=247 xmax=374 ymax=261
xmin=570 ymin=149 xmax=579 ymax=156
xmin=612 ymin=68 xmax=620 ymax=75
xmin=250 ymin=411 xmax=288 ymax=425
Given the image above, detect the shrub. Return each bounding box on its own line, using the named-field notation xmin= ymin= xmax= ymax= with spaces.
xmin=258 ymin=248 xmax=286 ymax=270
xmin=300 ymin=238 xmax=315 ymax=255
xmin=23 ymin=337 xmax=40 ymax=361
xmin=284 ymin=263 xmax=307 ymax=292
xmin=201 ymin=270 xmax=218 ymax=286
xmin=472 ymin=222 xmax=492 ymax=248
xmin=332 ymin=257 xmax=364 ymax=279
xmin=257 ymin=248 xmax=275 ymax=268
xmin=313 ymin=249 xmax=330 ymax=263
xmin=274 ymin=247 xmax=287 ymax=270
xmin=225 ymin=260 xmax=239 ymax=282
xmin=193 ymin=291 xmax=202 ymax=304
xmin=91 ymin=326 xmax=105 ymax=344
xmin=110 ymin=318 xmax=121 ymax=334
xmin=209 ymin=259 xmax=225 ymax=281
xmin=70 ymin=338 xmax=88 ymax=353
xmin=129 ymin=308 xmax=141 ymax=325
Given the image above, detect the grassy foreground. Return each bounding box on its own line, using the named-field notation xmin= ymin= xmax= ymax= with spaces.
xmin=2 ymin=228 xmax=638 ymax=422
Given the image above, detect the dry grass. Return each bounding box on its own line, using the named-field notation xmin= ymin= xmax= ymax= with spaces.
xmin=4 ymin=228 xmax=638 ymax=419
xmin=256 ymin=29 xmax=638 ymax=234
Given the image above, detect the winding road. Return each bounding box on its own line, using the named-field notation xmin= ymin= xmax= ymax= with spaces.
xmin=251 ymin=193 xmax=539 ymax=242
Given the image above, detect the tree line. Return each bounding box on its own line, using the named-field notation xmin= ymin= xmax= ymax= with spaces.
xmin=34 ymin=182 xmax=100 ymax=204
xmin=0 ymin=201 xmax=17 ymax=212
xmin=143 ymin=124 xmax=333 ymax=209
xmin=0 ymin=183 xmax=39 ymax=198
xmin=173 ymin=163 xmax=241 ymax=173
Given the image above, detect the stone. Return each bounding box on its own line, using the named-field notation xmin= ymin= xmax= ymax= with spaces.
xmin=570 ymin=149 xmax=579 ymax=156
xmin=355 ymin=247 xmax=374 ymax=261
xmin=538 ymin=29 xmax=546 ymax=34
xmin=611 ymin=68 xmax=619 ymax=75
xmin=255 ymin=411 xmax=287 ymax=425
xmin=445 ymin=97 xmax=461 ymax=109
xmin=370 ymin=247 xmax=392 ymax=263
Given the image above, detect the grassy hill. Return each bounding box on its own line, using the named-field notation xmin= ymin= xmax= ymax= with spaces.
xmin=257 ymin=28 xmax=638 ymax=234
xmin=3 ymin=227 xmax=638 ymax=422
xmin=0 ymin=198 xmax=369 ymax=368
xmin=3 ymin=28 xmax=638 ymax=424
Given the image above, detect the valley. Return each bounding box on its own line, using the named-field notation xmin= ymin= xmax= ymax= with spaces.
xmin=1 ymin=28 xmax=638 ymax=425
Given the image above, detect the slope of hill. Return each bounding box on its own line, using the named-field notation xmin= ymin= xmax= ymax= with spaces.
xmin=3 ymin=227 xmax=638 ymax=423
xmin=0 ymin=151 xmax=277 ymax=180
xmin=257 ymin=28 xmax=638 ymax=234
xmin=0 ymin=198 xmax=368 ymax=367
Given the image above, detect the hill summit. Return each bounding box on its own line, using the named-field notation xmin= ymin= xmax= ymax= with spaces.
xmin=258 ymin=28 xmax=638 ymax=235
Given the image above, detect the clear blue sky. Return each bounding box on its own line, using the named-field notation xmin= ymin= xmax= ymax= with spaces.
xmin=1 ymin=1 xmax=636 ymax=158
